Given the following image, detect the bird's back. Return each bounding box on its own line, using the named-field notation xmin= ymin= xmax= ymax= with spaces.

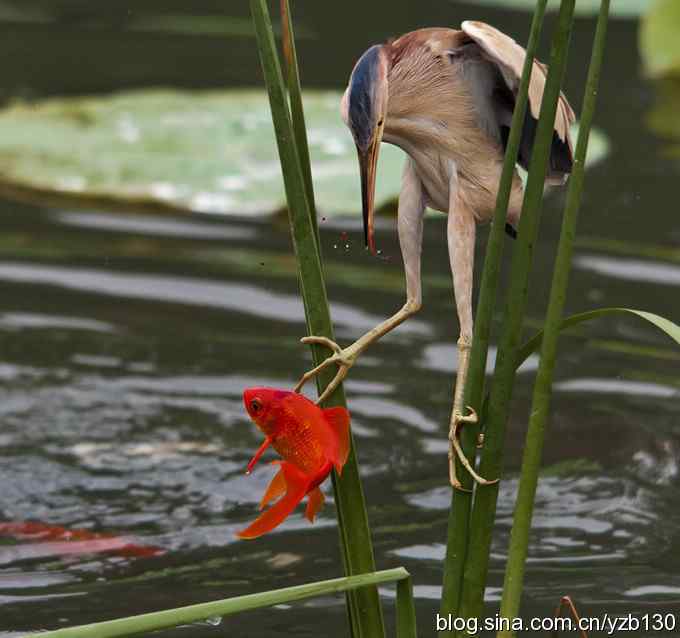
xmin=385 ymin=28 xmax=515 ymax=217
xmin=379 ymin=25 xmax=574 ymax=219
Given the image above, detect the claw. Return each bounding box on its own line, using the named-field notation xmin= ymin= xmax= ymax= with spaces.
xmin=456 ymin=406 xmax=478 ymax=425
xmin=448 ymin=408 xmax=498 ymax=490
xmin=300 ymin=336 xmax=342 ymax=356
xmin=295 ymin=335 xmax=356 ymax=404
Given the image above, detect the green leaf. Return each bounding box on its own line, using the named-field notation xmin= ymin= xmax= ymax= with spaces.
xmin=640 ymin=0 xmax=680 ymax=77
xmin=479 ymin=309 xmax=680 ymax=435
xmin=23 ymin=568 xmax=411 ymax=638
xmin=515 ymin=308 xmax=680 ymax=371
xmin=0 ymin=90 xmax=608 ymax=217
xmin=456 ymin=0 xmax=651 ymax=17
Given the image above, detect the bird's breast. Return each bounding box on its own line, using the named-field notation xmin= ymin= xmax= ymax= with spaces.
xmin=384 ymin=120 xmax=507 ymax=219
xmin=383 ymin=126 xmax=452 ymax=213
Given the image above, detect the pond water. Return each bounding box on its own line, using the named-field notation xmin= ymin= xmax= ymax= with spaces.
xmin=0 ymin=2 xmax=679 ymax=636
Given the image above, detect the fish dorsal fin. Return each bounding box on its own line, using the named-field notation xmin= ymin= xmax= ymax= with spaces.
xmin=323 ymin=406 xmax=351 ymax=473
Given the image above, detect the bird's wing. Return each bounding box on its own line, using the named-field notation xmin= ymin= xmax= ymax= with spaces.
xmin=460 ymin=20 xmax=575 ymax=151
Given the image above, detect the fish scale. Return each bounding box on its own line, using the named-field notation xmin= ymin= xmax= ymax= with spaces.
xmin=274 ymin=417 xmax=324 ymax=474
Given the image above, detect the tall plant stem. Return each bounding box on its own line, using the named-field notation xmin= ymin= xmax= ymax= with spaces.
xmin=439 ymin=1 xmax=548 ymax=629
xmin=457 ymin=0 xmax=577 ymax=622
xmin=279 ymin=0 xmax=318 ymax=243
xmin=498 ymin=2 xmax=610 ymax=633
xmin=249 ymin=2 xmax=384 ymax=636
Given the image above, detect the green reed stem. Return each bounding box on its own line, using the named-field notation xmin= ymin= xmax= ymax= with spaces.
xmin=438 ymin=2 xmax=548 ymax=629
xmin=279 ymin=0 xmax=318 ymax=243
xmin=26 ymin=568 xmax=410 ymax=638
xmin=457 ymin=0 xmax=577 ymax=623
xmin=278 ymin=3 xmax=359 ymax=634
xmin=497 ymin=2 xmax=610 ymax=632
xmin=249 ymin=2 xmax=385 ymax=637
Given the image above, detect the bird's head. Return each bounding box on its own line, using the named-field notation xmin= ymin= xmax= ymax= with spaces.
xmin=341 ymin=44 xmax=390 ymax=254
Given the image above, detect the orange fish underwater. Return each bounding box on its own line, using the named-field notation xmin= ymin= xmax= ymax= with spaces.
xmin=0 ymin=521 xmax=164 ymax=559
xmin=237 ymin=387 xmax=351 ymax=539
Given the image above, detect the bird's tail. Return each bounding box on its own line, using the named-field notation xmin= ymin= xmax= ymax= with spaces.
xmin=236 ymin=462 xmax=311 ymax=540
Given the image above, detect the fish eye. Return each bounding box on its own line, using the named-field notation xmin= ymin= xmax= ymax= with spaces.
xmin=250 ymin=398 xmax=263 ymax=413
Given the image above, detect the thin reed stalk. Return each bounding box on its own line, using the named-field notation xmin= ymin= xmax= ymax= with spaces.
xmin=249 ymin=2 xmax=385 ymax=636
xmin=279 ymin=0 xmax=318 ymax=242
xmin=26 ymin=568 xmax=411 ymax=638
xmin=457 ymin=0 xmax=577 ymax=622
xmin=498 ymin=2 xmax=610 ymax=631
xmin=439 ymin=1 xmax=549 ymax=628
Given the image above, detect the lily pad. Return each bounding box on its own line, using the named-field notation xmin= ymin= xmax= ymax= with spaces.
xmin=0 ymin=89 xmax=609 ymax=217
xmin=455 ymin=0 xmax=653 ymax=18
xmin=640 ymin=0 xmax=680 ymax=78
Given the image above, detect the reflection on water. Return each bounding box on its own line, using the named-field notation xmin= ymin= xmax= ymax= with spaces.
xmin=0 ymin=4 xmax=679 ymax=638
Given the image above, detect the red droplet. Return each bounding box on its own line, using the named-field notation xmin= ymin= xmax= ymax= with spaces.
xmin=340 ymin=232 xmax=348 ymax=241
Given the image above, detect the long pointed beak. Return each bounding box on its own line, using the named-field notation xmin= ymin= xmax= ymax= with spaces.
xmin=358 ymin=127 xmax=383 ymax=254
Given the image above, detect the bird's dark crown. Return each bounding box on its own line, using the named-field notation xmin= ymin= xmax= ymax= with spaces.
xmin=347 ymin=45 xmax=384 ymax=150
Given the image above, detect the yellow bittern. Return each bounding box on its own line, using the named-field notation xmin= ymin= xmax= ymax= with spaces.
xmin=295 ymin=21 xmax=574 ymax=488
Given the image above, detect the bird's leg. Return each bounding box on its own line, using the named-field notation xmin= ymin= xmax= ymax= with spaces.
xmin=294 ymin=305 xmax=418 ymax=403
xmin=446 ymin=185 xmax=498 ymax=490
xmin=295 ymin=159 xmax=425 ymax=405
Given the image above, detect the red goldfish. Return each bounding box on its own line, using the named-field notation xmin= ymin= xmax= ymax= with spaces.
xmin=0 ymin=521 xmax=164 ymax=559
xmin=237 ymin=387 xmax=351 ymax=539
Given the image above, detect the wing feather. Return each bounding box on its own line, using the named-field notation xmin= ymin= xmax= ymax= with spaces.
xmin=461 ymin=20 xmax=575 ymax=150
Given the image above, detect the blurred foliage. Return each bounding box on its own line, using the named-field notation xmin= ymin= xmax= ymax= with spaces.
xmin=640 ymin=0 xmax=680 ymax=77
xmin=647 ymin=79 xmax=680 ymax=153
xmin=454 ymin=0 xmax=651 ymax=17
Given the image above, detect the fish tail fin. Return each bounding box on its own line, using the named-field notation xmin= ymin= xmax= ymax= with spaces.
xmin=259 ymin=462 xmax=287 ymax=510
xmin=236 ymin=462 xmax=310 ymax=540
xmin=304 ymin=487 xmax=325 ymax=523
xmin=323 ymin=406 xmax=351 ymax=474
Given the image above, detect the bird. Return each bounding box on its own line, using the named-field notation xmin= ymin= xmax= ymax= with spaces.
xmin=294 ymin=21 xmax=575 ymax=488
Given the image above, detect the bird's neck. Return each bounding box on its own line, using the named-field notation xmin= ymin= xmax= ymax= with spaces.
xmin=383 ymin=94 xmax=449 ymax=158
xmin=383 ymin=65 xmax=471 ymax=157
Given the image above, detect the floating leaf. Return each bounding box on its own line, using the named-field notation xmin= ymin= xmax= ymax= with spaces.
xmin=640 ymin=0 xmax=680 ymax=77
xmin=0 ymin=89 xmax=405 ymax=216
xmin=0 ymin=89 xmax=609 ymax=217
xmin=456 ymin=0 xmax=652 ymax=17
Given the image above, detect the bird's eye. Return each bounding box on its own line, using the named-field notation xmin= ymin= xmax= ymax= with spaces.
xmin=377 ymin=119 xmax=384 ymax=127
xmin=250 ymin=399 xmax=263 ymax=413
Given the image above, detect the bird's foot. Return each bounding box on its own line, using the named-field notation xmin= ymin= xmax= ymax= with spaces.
xmin=448 ymin=406 xmax=499 ymax=491
xmin=293 ymin=336 xmax=359 ymax=404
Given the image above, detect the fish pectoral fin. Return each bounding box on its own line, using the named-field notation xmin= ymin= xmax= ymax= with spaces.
xmin=322 ymin=406 xmax=351 ymax=474
xmin=246 ymin=436 xmax=272 ymax=474
xmin=259 ymin=462 xmax=287 ymax=510
xmin=236 ymin=462 xmax=311 ymax=540
xmin=304 ymin=487 xmax=325 ymax=523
